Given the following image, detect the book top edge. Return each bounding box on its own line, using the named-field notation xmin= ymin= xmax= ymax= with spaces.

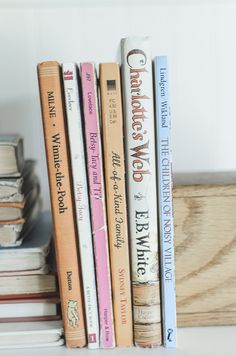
xmin=37 ymin=61 xmax=59 ymax=67
xmin=121 ymin=35 xmax=150 ymax=42
xmin=0 ymin=135 xmax=22 ymax=146
xmin=99 ymin=62 xmax=119 ymax=66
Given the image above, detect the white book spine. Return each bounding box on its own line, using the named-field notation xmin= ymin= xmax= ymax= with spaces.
xmin=121 ymin=37 xmax=161 ymax=346
xmin=154 ymin=56 xmax=177 ymax=348
xmin=62 ymin=63 xmax=99 ymax=349
xmin=121 ymin=37 xmax=159 ymax=284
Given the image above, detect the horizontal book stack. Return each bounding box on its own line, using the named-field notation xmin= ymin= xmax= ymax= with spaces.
xmin=0 ymin=136 xmax=41 ymax=247
xmin=36 ymin=36 xmax=177 ymax=349
xmin=0 ymin=135 xmax=63 ymax=349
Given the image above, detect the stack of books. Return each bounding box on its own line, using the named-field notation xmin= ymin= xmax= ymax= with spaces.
xmin=0 ymin=135 xmax=41 ymax=247
xmin=0 ymin=135 xmax=63 ymax=349
xmin=37 ymin=36 xmax=176 ymax=349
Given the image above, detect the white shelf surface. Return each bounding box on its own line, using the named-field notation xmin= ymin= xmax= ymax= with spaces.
xmin=1 ymin=326 xmax=235 ymax=356
xmin=0 ymin=0 xmax=221 ymax=5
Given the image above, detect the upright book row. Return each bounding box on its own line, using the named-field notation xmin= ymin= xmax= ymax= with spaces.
xmin=37 ymin=36 xmax=176 ymax=349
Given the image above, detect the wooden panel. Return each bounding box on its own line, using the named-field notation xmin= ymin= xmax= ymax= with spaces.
xmin=173 ymin=184 xmax=236 ymax=326
xmin=174 ymin=184 xmax=236 ymax=198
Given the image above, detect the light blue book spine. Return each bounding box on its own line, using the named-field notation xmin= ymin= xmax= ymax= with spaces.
xmin=154 ymin=56 xmax=177 ymax=348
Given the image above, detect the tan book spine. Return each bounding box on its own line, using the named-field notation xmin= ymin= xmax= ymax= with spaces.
xmin=37 ymin=61 xmax=86 ymax=348
xmin=100 ymin=63 xmax=133 ymax=347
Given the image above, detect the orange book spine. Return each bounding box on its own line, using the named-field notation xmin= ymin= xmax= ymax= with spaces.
xmin=37 ymin=61 xmax=86 ymax=348
xmin=100 ymin=63 xmax=133 ymax=346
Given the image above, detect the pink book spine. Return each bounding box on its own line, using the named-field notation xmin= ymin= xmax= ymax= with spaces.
xmin=80 ymin=63 xmax=115 ymax=348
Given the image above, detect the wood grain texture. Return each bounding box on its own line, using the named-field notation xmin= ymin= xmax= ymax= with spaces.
xmin=173 ymin=182 xmax=236 ymax=327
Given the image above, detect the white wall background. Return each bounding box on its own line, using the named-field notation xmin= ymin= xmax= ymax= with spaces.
xmin=0 ymin=0 xmax=235 ymax=209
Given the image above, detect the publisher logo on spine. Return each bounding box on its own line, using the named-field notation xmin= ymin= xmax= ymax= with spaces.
xmin=88 ymin=333 xmax=97 ymax=343
xmin=64 ymin=70 xmax=73 ymax=81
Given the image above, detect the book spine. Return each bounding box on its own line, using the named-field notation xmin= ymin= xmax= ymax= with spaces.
xmin=99 ymin=63 xmax=133 ymax=347
xmin=121 ymin=37 xmax=162 ymax=347
xmin=15 ymin=137 xmax=25 ymax=176
xmin=154 ymin=56 xmax=177 ymax=348
xmin=62 ymin=63 xmax=100 ymax=349
xmin=80 ymin=62 xmax=115 ymax=348
xmin=37 ymin=61 xmax=86 ymax=348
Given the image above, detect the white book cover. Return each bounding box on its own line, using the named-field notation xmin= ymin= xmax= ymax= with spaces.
xmin=0 ymin=134 xmax=24 ymax=177
xmin=62 ymin=63 xmax=99 ymax=349
xmin=0 ymin=211 xmax=51 ymax=272
xmin=0 ymin=176 xmax=23 ymax=202
xmin=154 ymin=56 xmax=177 ymax=348
xmin=0 ymin=160 xmax=36 ymax=203
xmin=121 ymin=36 xmax=162 ymax=347
xmin=0 ymin=320 xmax=64 ymax=349
xmin=0 ymin=302 xmax=57 ymax=319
